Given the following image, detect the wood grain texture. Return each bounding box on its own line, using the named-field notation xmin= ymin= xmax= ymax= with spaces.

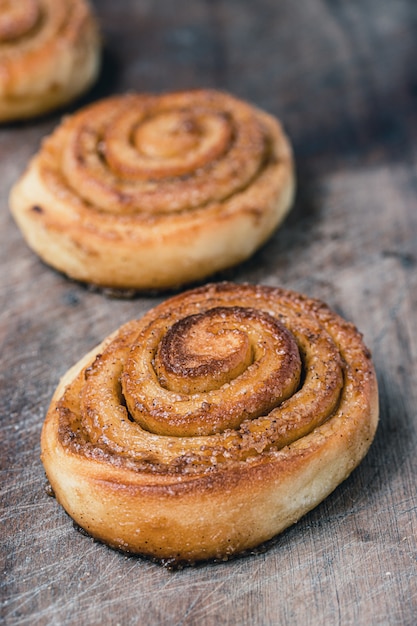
xmin=1 ymin=0 xmax=416 ymax=624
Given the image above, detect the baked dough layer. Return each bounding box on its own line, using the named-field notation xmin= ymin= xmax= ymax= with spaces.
xmin=41 ymin=282 xmax=379 ymax=565
xmin=10 ymin=90 xmax=294 ymax=291
xmin=0 ymin=0 xmax=100 ymax=122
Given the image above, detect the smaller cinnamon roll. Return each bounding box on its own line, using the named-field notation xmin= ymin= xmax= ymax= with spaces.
xmin=0 ymin=0 xmax=100 ymax=122
xmin=10 ymin=89 xmax=294 ymax=291
xmin=41 ymin=282 xmax=379 ymax=565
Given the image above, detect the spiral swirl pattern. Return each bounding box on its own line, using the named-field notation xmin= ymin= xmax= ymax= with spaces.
xmin=58 ymin=91 xmax=269 ymax=215
xmin=0 ymin=0 xmax=100 ymax=121
xmin=41 ymin=283 xmax=378 ymax=563
xmin=10 ymin=90 xmax=294 ymax=290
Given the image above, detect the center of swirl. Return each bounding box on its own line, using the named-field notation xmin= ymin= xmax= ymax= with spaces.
xmin=0 ymin=0 xmax=40 ymax=42
xmin=121 ymin=306 xmax=302 ymax=437
xmin=134 ymin=111 xmax=203 ymax=159
xmin=154 ymin=309 xmax=254 ymax=394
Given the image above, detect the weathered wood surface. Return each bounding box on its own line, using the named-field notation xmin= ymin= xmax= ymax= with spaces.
xmin=1 ymin=1 xmax=416 ymax=624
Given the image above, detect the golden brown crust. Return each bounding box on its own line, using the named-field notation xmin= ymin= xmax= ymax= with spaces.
xmin=9 ymin=89 xmax=294 ymax=291
xmin=40 ymin=282 xmax=379 ymax=564
xmin=0 ymin=0 xmax=100 ymax=122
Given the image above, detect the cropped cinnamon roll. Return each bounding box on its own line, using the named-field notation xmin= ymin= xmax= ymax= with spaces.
xmin=41 ymin=282 xmax=379 ymax=565
xmin=10 ymin=89 xmax=294 ymax=291
xmin=0 ymin=0 xmax=100 ymax=122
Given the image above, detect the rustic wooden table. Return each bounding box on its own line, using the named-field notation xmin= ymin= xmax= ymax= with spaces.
xmin=1 ymin=1 xmax=416 ymax=624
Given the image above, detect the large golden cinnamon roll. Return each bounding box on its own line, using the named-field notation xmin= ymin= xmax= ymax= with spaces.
xmin=0 ymin=0 xmax=100 ymax=122
xmin=10 ymin=90 xmax=294 ymax=291
xmin=41 ymin=282 xmax=379 ymax=565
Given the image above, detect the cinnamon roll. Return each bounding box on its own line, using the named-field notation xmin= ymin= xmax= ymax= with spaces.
xmin=41 ymin=282 xmax=379 ymax=564
xmin=10 ymin=90 xmax=294 ymax=291
xmin=0 ymin=0 xmax=100 ymax=122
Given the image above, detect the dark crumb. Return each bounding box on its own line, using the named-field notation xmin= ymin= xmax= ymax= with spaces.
xmin=44 ymin=480 xmax=55 ymax=498
xmin=72 ymin=521 xmax=92 ymax=537
xmin=382 ymin=249 xmax=415 ymax=268
xmin=31 ymin=205 xmax=44 ymax=213
xmin=62 ymin=290 xmax=80 ymax=306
